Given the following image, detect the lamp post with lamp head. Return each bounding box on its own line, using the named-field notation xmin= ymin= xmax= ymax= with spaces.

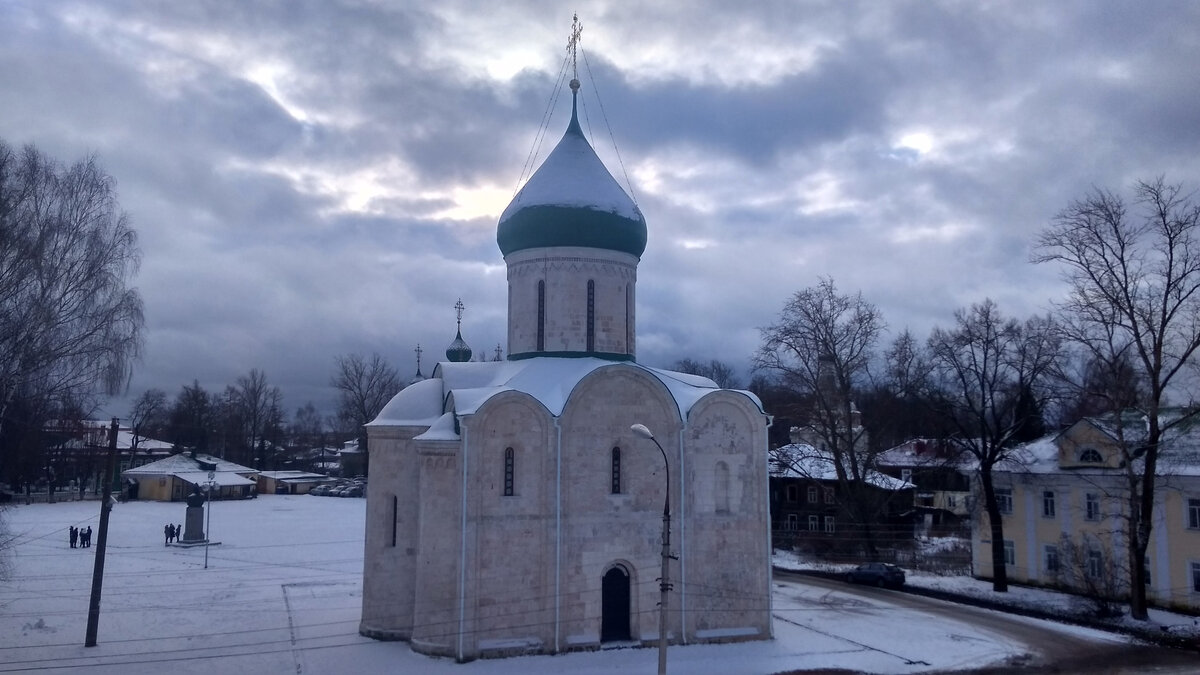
xmin=630 ymin=423 xmax=670 ymax=675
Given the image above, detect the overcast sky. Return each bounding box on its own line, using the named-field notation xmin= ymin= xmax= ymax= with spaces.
xmin=4 ymin=1 xmax=1200 ymax=421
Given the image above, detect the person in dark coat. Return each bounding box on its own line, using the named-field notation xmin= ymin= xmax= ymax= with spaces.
xmin=174 ymin=524 xmax=182 ymax=542
xmin=69 ymin=526 xmax=78 ymax=549
xmin=165 ymin=523 xmax=173 ymax=545
xmin=82 ymin=526 xmax=91 ymax=548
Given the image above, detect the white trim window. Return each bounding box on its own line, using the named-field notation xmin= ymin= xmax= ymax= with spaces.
xmin=824 ymin=516 xmax=835 ymax=533
xmin=1085 ymin=493 xmax=1101 ymax=521
xmin=1003 ymin=540 xmax=1015 ymax=566
xmin=1042 ymin=490 xmax=1056 ymax=518
xmin=1188 ymin=498 xmax=1200 ymax=530
xmin=808 ymin=515 xmax=818 ymax=531
xmin=1191 ymin=562 xmax=1200 ymax=593
xmin=996 ymin=488 xmax=1013 ymax=515
xmin=1043 ymin=544 xmax=1060 ymax=574
xmin=1087 ymin=549 xmax=1103 ymax=579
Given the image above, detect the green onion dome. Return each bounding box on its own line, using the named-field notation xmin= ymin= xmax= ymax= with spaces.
xmin=497 ymin=90 xmax=646 ymax=258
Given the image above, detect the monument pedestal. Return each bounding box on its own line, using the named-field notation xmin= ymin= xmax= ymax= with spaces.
xmin=183 ymin=504 xmax=206 ymax=543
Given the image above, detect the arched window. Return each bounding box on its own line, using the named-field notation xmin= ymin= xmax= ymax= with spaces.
xmin=587 ymin=280 xmax=595 ymax=352
xmin=715 ymin=461 xmax=730 ymax=513
xmin=1079 ymin=448 xmax=1103 ymax=463
xmin=611 ymin=447 xmax=621 ymax=494
xmin=537 ymin=281 xmax=545 ymax=351
xmin=504 ymin=447 xmax=515 ymax=496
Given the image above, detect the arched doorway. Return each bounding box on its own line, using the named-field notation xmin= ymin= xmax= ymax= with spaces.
xmin=600 ymin=565 xmax=631 ymax=642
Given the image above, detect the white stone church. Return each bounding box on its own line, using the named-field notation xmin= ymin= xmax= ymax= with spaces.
xmin=358 ymin=78 xmax=772 ymax=661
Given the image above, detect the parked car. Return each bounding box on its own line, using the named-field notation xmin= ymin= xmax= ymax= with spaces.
xmin=309 ymin=485 xmax=330 ymax=496
xmin=341 ymin=485 xmax=363 ymax=498
xmin=845 ymin=563 xmax=905 ymax=589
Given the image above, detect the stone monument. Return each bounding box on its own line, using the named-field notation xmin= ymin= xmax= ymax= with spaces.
xmin=181 ymin=489 xmax=207 ymax=543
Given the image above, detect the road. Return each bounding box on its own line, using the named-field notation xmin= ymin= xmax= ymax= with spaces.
xmin=773 ymin=570 xmax=1198 ymax=674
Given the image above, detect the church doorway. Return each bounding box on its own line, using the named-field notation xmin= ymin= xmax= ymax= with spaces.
xmin=600 ymin=565 xmax=631 ymax=642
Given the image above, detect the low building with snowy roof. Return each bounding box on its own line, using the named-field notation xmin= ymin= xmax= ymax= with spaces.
xmin=876 ymin=439 xmax=973 ymax=533
xmin=121 ymin=451 xmax=257 ymax=501
xmin=973 ymin=409 xmax=1200 ymax=612
xmin=769 ymin=443 xmax=914 ymax=555
xmin=359 ymin=60 xmax=772 ymax=661
xmin=256 ymin=471 xmax=334 ymax=495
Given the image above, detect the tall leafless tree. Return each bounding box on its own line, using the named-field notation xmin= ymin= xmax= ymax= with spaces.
xmin=926 ymin=300 xmax=1061 ymax=592
xmin=331 ymin=353 xmax=402 ymax=475
xmin=1034 ymin=177 xmax=1200 ymax=619
xmin=672 ymin=358 xmax=741 ymax=389
xmin=0 ymin=141 xmax=143 ymax=485
xmin=755 ymin=277 xmax=889 ymax=557
xmin=231 ymin=369 xmax=282 ymax=469
xmin=128 ymin=388 xmax=167 ymax=453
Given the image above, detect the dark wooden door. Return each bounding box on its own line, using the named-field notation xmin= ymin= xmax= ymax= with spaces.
xmin=600 ymin=567 xmax=631 ymax=642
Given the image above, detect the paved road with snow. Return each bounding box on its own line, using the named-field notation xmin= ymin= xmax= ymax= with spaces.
xmin=774 ymin=570 xmax=1198 ymax=674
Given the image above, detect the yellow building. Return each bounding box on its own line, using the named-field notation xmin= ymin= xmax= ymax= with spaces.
xmin=972 ymin=411 xmax=1200 ymax=612
xmin=121 ymin=451 xmax=257 ymax=501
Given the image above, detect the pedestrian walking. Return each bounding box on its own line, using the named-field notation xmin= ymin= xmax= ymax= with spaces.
xmin=174 ymin=524 xmax=182 ymax=542
xmin=164 ymin=523 xmax=173 ymax=545
xmin=69 ymin=526 xmax=78 ymax=549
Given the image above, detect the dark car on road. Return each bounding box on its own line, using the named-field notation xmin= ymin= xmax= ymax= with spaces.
xmin=845 ymin=563 xmax=905 ymax=589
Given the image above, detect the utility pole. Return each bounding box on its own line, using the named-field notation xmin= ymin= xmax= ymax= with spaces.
xmin=84 ymin=418 xmax=119 ymax=647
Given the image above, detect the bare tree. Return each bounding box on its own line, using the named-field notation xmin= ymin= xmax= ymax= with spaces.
xmin=926 ymin=300 xmax=1061 ymax=592
xmin=1057 ymin=533 xmax=1126 ymax=618
xmin=128 ymin=388 xmax=167 ymax=453
xmin=231 ymin=369 xmax=281 ymax=469
xmin=331 ymin=353 xmax=402 ymax=475
xmin=167 ymin=381 xmax=213 ymax=452
xmin=672 ymin=358 xmax=741 ymax=389
xmin=0 ymin=141 xmax=143 ymax=483
xmin=1034 ymin=177 xmax=1200 ymax=619
xmin=755 ymin=277 xmax=888 ymax=557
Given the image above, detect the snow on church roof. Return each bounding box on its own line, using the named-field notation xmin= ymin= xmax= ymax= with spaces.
xmin=496 ymin=91 xmax=646 ymax=258
xmin=367 ymin=357 xmax=764 ymax=435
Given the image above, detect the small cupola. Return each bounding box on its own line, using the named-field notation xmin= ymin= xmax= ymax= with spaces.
xmin=445 ymin=299 xmax=473 ymax=363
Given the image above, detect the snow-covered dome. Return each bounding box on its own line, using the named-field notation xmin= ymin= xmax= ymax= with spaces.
xmin=497 ymin=88 xmax=647 ymax=258
xmin=446 ymin=328 xmax=472 ymax=363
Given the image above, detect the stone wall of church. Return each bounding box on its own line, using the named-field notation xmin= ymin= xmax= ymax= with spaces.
xmin=408 ymin=440 xmax=463 ymax=656
xmin=459 ymin=393 xmax=558 ymax=657
xmin=359 ymin=425 xmax=424 ymax=642
xmin=556 ymin=367 xmax=682 ymax=647
xmin=505 ymin=247 xmax=638 ymax=358
xmin=679 ymin=393 xmax=772 ymax=641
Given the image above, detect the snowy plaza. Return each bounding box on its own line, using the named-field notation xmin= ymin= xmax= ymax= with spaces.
xmin=1 ymin=495 xmax=1177 ymax=674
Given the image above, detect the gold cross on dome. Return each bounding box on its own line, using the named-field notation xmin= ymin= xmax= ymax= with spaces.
xmin=567 ymin=13 xmax=583 ymax=81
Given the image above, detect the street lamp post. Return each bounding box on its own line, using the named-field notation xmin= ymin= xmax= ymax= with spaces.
xmin=203 ymin=472 xmax=215 ymax=569
xmin=630 ymin=423 xmax=670 ymax=675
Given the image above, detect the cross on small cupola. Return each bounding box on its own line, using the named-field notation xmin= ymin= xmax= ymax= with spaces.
xmin=445 ymin=298 xmax=473 ymax=363
xmin=409 ymin=343 xmax=426 ymax=384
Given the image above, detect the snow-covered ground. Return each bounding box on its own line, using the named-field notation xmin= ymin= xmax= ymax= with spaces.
xmin=772 ymin=548 xmax=1200 ymax=642
xmin=0 ymin=497 xmax=1178 ymax=674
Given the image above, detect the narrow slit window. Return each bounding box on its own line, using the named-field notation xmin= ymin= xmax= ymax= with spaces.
xmin=537 ymin=280 xmax=545 ymax=351
xmin=391 ymin=495 xmax=398 ymax=547
xmin=611 ymin=447 xmax=621 ymax=494
xmin=504 ymin=447 xmax=514 ymax=497
xmin=587 ymin=280 xmax=595 ymax=352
